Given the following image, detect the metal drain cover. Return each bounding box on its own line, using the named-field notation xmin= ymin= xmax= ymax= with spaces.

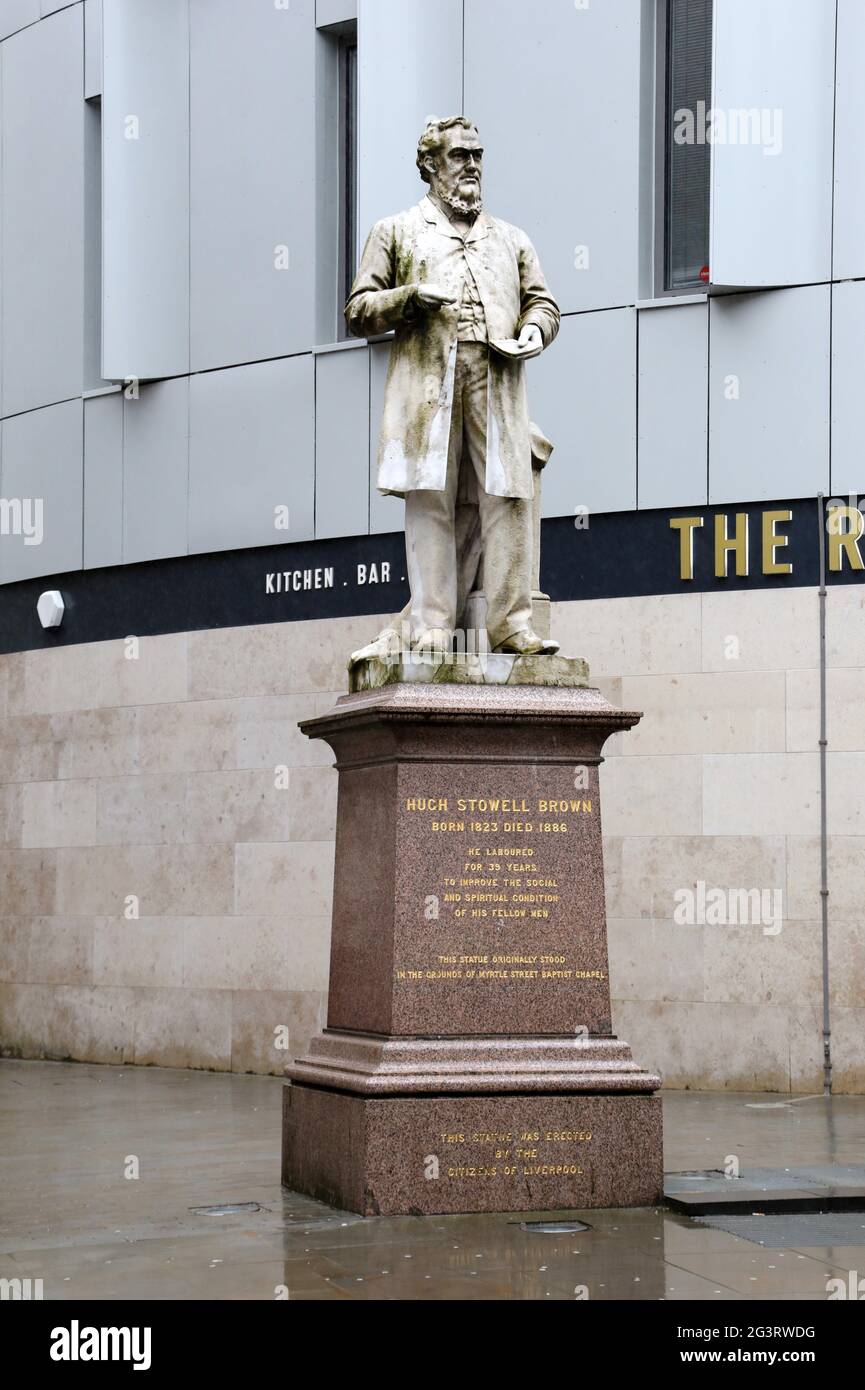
xmin=669 ymin=1170 xmax=727 ymax=1181
xmin=190 ymin=1202 xmax=263 ymax=1216
xmin=518 ymin=1220 xmax=590 ymax=1233
xmin=695 ymin=1212 xmax=865 ymax=1248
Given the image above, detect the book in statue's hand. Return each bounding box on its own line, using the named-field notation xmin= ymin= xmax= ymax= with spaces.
xmin=489 ymin=336 xmax=544 ymax=361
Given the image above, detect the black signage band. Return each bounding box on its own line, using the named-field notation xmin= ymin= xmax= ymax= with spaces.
xmin=0 ymin=496 xmax=862 ymax=655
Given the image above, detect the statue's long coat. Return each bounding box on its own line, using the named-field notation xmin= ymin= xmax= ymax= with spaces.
xmin=345 ymin=195 xmax=560 ymax=500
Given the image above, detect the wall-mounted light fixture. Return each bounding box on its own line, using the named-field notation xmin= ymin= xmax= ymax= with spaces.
xmin=37 ymin=591 xmax=65 ymax=630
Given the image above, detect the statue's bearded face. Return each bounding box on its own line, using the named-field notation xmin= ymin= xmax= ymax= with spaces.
xmin=427 ymin=128 xmax=484 ymax=215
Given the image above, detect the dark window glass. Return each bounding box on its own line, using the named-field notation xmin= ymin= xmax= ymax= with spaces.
xmin=664 ymin=0 xmax=713 ymax=291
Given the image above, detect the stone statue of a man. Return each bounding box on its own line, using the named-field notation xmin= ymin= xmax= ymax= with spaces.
xmin=346 ymin=115 xmax=560 ymax=659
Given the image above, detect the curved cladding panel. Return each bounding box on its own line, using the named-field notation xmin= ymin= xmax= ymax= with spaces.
xmin=189 ymin=0 xmax=317 ymax=372
xmin=357 ymin=0 xmax=463 ymax=245
xmin=833 ymin=0 xmax=865 ymax=281
xmin=1 ymin=3 xmax=84 ymax=417
xmin=530 ymin=309 xmax=637 ymax=520
xmin=831 ymin=280 xmax=865 ymax=499
xmin=709 ymin=0 xmax=835 ymax=289
xmin=638 ymin=302 xmax=709 ymax=512
xmin=101 ymin=0 xmax=190 ymax=382
xmin=0 ymin=399 xmax=83 ymax=584
xmin=0 ymin=2 xmax=39 ymax=42
xmin=708 ymin=286 xmax=830 ymax=506
xmin=465 ymin=0 xmax=643 ymax=316
xmin=189 ymin=356 xmax=315 ymax=554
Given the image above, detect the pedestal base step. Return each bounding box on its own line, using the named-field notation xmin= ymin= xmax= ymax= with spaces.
xmin=348 ymin=650 xmax=590 ymax=694
xmin=287 ymin=1032 xmax=661 ymax=1096
xmin=282 ymin=1086 xmax=663 ymax=1217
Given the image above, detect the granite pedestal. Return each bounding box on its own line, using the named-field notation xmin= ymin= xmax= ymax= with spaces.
xmin=282 ymin=658 xmax=662 ymax=1216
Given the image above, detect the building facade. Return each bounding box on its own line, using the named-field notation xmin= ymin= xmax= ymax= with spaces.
xmin=0 ymin=0 xmax=863 ymax=1090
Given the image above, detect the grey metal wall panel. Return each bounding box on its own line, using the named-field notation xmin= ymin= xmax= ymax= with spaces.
xmin=357 ymin=0 xmax=463 ymax=247
xmin=0 ymin=1 xmax=39 ymax=40
xmin=368 ymin=339 xmax=403 ymax=535
xmin=710 ymin=0 xmax=835 ymax=288
xmin=83 ymin=96 xmax=104 ymax=391
xmin=531 ymin=309 xmax=637 ymax=519
xmin=315 ymin=346 xmax=370 ymax=539
xmin=465 ymin=0 xmax=643 ymax=316
xmin=83 ymin=391 xmax=123 ymax=568
xmin=189 ymin=356 xmax=314 ymax=555
xmin=41 ymin=1 xmax=77 ymax=15
xmin=0 ymin=399 xmax=83 ymax=583
xmin=317 ymin=0 xmax=356 ymax=25
xmin=314 ymin=28 xmax=341 ymax=346
xmin=122 ymin=378 xmax=189 ymax=564
xmin=638 ymin=302 xmax=708 ymax=510
xmin=102 ymin=0 xmax=189 ymax=381
xmin=1 ymin=5 xmax=84 ymax=416
xmin=189 ymin=0 xmax=316 ymax=373
xmin=0 ymin=49 xmax=3 ymax=411
xmin=833 ymin=0 xmax=865 ymax=281
xmin=84 ymin=0 xmax=101 ymax=98
xmin=709 ymin=286 xmax=830 ymax=505
xmin=830 ymin=280 xmax=865 ymax=498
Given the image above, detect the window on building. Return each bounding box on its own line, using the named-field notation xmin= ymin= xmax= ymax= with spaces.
xmin=337 ymin=27 xmax=358 ymax=334
xmin=662 ymin=0 xmax=713 ymax=291
xmin=316 ymin=17 xmax=359 ymax=343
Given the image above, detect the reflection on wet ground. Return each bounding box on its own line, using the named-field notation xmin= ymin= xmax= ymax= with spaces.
xmin=2 ymin=1060 xmax=863 ymax=1300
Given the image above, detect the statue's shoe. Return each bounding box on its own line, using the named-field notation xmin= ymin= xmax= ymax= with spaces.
xmin=347 ymin=626 xmax=402 ymax=670
xmin=494 ymin=629 xmax=561 ymax=656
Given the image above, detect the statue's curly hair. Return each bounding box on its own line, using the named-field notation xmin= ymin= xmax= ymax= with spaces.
xmin=416 ymin=115 xmax=480 ymax=184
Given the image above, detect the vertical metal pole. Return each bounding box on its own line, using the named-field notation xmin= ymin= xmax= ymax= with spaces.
xmin=817 ymin=495 xmax=831 ymax=1096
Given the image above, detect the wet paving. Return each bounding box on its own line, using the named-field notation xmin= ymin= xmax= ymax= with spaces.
xmin=1 ymin=1059 xmax=863 ymax=1301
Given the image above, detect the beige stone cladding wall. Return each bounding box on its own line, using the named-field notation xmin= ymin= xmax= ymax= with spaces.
xmin=0 ymin=614 xmax=385 ymax=1076
xmin=554 ymin=584 xmax=865 ymax=1094
xmin=0 ymin=584 xmax=863 ymax=1089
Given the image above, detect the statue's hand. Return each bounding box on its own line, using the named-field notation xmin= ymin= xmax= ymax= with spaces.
xmin=517 ymin=323 xmax=544 ymax=353
xmin=416 ymin=284 xmax=458 ymax=311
